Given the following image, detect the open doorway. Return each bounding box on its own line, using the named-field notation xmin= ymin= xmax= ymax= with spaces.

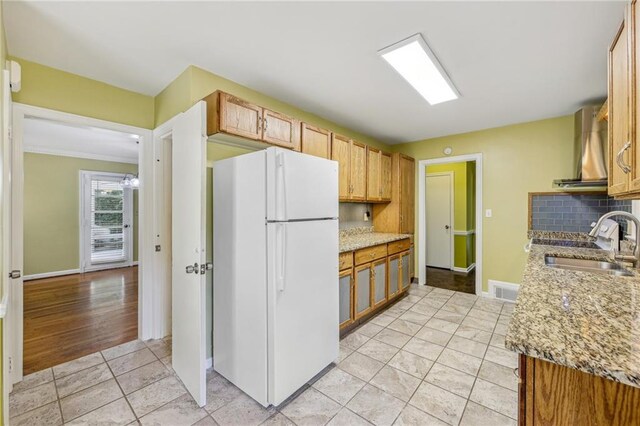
xmin=418 ymin=154 xmax=483 ymax=295
xmin=20 ymin=116 xmax=142 ymax=373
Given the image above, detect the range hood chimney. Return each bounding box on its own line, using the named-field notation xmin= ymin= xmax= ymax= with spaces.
xmin=553 ymin=105 xmax=608 ymax=189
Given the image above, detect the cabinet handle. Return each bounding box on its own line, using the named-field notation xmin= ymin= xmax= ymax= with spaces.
xmin=617 ymin=141 xmax=632 ymax=174
xmin=264 ymin=118 xmax=268 ymax=132
xmin=257 ymin=116 xmax=262 ymax=132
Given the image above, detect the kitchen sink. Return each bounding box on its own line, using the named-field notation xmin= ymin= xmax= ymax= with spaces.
xmin=544 ymin=255 xmax=634 ymax=277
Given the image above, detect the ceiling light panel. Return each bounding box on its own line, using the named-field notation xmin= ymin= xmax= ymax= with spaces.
xmin=379 ymin=34 xmax=459 ymax=105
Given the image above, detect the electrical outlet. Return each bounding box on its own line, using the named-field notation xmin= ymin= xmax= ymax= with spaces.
xmin=485 ymin=209 xmax=492 ymax=218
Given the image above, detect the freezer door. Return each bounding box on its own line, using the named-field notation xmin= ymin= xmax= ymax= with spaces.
xmin=266 ymin=147 xmax=338 ymax=221
xmin=266 ymin=220 xmax=339 ymax=406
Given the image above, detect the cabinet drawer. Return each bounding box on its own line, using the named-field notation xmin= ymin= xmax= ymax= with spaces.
xmin=388 ymin=238 xmax=410 ymax=255
xmin=355 ymin=244 xmax=387 ymax=265
xmin=339 ymin=252 xmax=353 ymax=271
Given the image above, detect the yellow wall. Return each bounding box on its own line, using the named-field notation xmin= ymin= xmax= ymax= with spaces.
xmin=10 ymin=57 xmax=155 ymax=129
xmin=396 ymin=115 xmax=574 ymax=290
xmin=24 ymin=153 xmax=138 ymax=276
xmin=426 ymin=162 xmax=475 ymax=269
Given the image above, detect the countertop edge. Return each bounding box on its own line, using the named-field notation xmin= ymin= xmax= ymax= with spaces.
xmin=339 ymin=233 xmax=413 ymax=253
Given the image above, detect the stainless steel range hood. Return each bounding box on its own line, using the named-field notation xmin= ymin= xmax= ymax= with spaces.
xmin=553 ymin=105 xmax=608 ymax=189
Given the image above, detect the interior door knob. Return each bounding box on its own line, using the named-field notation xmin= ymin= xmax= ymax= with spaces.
xmin=185 ymin=263 xmax=199 ymax=274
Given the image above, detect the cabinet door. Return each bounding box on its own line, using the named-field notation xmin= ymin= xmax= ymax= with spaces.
xmin=400 ymin=155 xmax=415 ymax=233
xmin=354 ymin=264 xmax=372 ymax=319
xmin=409 ymin=245 xmax=415 ymax=280
xmin=367 ymin=147 xmax=381 ymax=202
xmin=609 ymin=18 xmax=631 ymax=195
xmin=388 ymin=254 xmax=400 ymax=298
xmin=339 ymin=269 xmax=353 ymax=329
xmin=400 ymin=251 xmax=411 ymax=291
xmin=263 ymin=109 xmax=300 ymax=151
xmin=631 ymin=1 xmax=640 ymax=192
xmin=331 ymin=134 xmax=351 ymax=201
xmin=301 ymin=123 xmax=331 ymax=159
xmin=219 ymin=93 xmax=263 ymax=140
xmin=380 ymin=152 xmax=392 ymax=201
xmin=350 ymin=142 xmax=367 ymax=201
xmin=372 ymin=259 xmax=387 ymax=308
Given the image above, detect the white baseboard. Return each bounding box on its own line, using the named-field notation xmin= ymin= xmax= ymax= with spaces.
xmin=23 ymin=269 xmax=81 ymax=281
xmin=452 ymin=263 xmax=476 ymax=274
xmin=206 ymin=357 xmax=212 ymax=369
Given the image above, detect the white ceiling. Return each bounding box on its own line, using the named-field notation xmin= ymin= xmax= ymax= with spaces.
xmin=24 ymin=117 xmax=139 ymax=164
xmin=5 ymin=1 xmax=626 ymax=144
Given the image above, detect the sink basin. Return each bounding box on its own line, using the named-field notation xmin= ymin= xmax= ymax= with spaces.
xmin=544 ymin=255 xmax=633 ymax=276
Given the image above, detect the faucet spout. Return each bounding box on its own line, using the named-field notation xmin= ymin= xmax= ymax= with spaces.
xmin=589 ymin=211 xmax=640 ymax=268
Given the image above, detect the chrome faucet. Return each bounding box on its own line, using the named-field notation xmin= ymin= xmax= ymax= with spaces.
xmin=589 ymin=211 xmax=640 ymax=268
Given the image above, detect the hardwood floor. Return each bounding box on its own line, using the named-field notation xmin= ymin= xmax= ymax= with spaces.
xmin=426 ymin=266 xmax=475 ymax=294
xmin=23 ymin=266 xmax=138 ymax=375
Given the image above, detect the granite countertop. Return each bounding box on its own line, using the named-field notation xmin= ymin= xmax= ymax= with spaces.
xmin=339 ymin=227 xmax=412 ymax=253
xmin=505 ymin=235 xmax=640 ymax=388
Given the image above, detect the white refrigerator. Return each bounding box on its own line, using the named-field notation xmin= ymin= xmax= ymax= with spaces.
xmin=213 ymin=147 xmax=339 ymax=407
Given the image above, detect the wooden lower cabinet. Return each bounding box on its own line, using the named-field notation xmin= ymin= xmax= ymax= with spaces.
xmin=372 ymin=259 xmax=387 ymax=309
xmin=339 ymin=238 xmax=412 ymax=332
xmin=519 ymin=354 xmax=640 ymax=425
xmin=339 ymin=269 xmax=354 ymax=329
xmin=354 ymin=264 xmax=372 ymax=319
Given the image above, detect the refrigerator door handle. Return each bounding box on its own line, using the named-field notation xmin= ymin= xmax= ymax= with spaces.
xmin=277 ymin=223 xmax=286 ymax=292
xmin=277 ymin=152 xmax=288 ymax=221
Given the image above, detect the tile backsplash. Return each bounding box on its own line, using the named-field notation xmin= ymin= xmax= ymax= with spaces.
xmin=530 ymin=193 xmax=632 ymax=234
xmin=339 ymin=203 xmax=373 ymax=230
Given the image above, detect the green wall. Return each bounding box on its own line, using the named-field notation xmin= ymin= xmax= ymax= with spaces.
xmin=396 ymin=115 xmax=574 ymax=291
xmin=10 ymin=58 xmax=155 ymax=129
xmin=426 ymin=162 xmax=476 ymax=269
xmin=24 ymin=153 xmax=138 ymax=276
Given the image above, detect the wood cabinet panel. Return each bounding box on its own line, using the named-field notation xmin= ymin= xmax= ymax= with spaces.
xmin=339 ymin=269 xmax=354 ymax=329
xmin=388 ymin=254 xmax=401 ymax=299
xmin=339 ymin=252 xmax=353 ymax=271
xmin=219 ymin=93 xmax=263 ymax=140
xmin=400 ymin=155 xmax=415 ymax=234
xmin=609 ymin=18 xmax=631 ymax=196
xmin=367 ymin=147 xmax=381 ymax=202
xmin=388 ymin=238 xmax=411 ymax=255
xmin=355 ymin=244 xmax=387 ymax=265
xmin=332 ymin=134 xmax=351 ymax=201
xmin=354 ymin=264 xmax=372 ymax=319
xmin=380 ymin=152 xmax=392 ymax=201
xmin=262 ymin=109 xmax=300 ymax=151
xmin=372 ymin=259 xmax=387 ymax=309
xmin=521 ymin=355 xmax=640 ymax=426
xmin=400 ymin=250 xmax=410 ymax=291
xmin=301 ymin=123 xmax=331 ymax=159
xmin=351 ymin=142 xmax=367 ymax=201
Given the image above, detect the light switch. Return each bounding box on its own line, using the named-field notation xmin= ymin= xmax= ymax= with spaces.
xmin=485 ymin=209 xmax=492 ymax=218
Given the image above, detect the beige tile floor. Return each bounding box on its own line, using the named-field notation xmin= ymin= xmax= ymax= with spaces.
xmin=9 ymin=284 xmax=517 ymax=426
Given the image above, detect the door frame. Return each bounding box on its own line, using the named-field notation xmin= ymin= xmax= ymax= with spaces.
xmin=79 ymin=170 xmax=135 ymax=272
xmin=8 ymin=103 xmax=155 ymax=388
xmin=418 ymin=154 xmax=483 ymax=295
xmin=425 ymin=171 xmax=454 ymax=270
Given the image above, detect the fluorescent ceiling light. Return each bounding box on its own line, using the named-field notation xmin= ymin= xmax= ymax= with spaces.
xmin=379 ymin=34 xmax=459 ymax=105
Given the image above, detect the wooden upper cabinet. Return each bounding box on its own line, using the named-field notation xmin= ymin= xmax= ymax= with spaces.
xmin=218 ymin=93 xmax=263 ymax=140
xmin=400 ymin=154 xmax=415 ymax=234
xmin=631 ymin=0 xmax=640 ymax=192
xmin=331 ymin=134 xmax=351 ymax=201
xmin=380 ymin=152 xmax=392 ymax=201
xmin=262 ymin=109 xmax=300 ymax=151
xmin=301 ymin=123 xmax=331 ymax=159
xmin=367 ymin=147 xmax=381 ymax=202
xmin=350 ymin=142 xmax=367 ymax=201
xmin=609 ymin=18 xmax=631 ymax=196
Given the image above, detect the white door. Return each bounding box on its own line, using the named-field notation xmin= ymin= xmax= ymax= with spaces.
xmin=266 ymin=148 xmax=339 ymax=221
xmin=80 ymin=172 xmax=133 ymax=271
xmin=170 ymin=101 xmax=207 ymax=406
xmin=266 ymin=219 xmax=339 ymax=406
xmin=426 ymin=173 xmax=453 ymax=269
